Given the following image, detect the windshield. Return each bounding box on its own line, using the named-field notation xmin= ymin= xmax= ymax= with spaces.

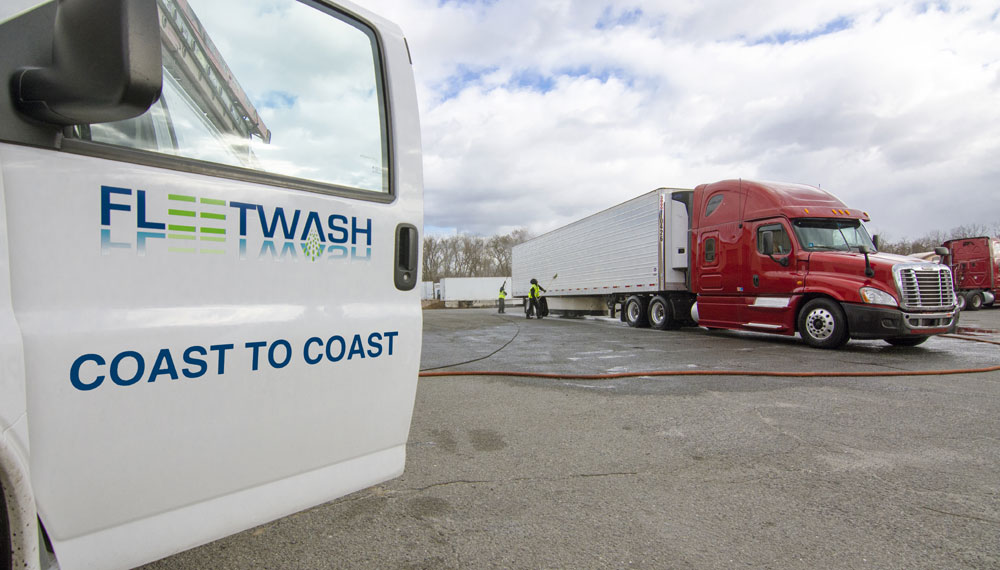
xmin=792 ymin=218 xmax=876 ymax=252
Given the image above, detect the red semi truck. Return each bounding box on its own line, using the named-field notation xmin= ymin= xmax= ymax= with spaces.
xmin=942 ymin=236 xmax=1000 ymax=311
xmin=513 ymin=179 xmax=959 ymax=348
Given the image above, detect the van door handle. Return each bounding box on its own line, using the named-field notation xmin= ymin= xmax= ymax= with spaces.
xmin=394 ymin=223 xmax=419 ymax=291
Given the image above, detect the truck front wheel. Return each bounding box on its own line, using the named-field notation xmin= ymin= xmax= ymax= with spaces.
xmin=797 ymin=298 xmax=849 ymax=349
xmin=624 ymin=296 xmax=649 ymax=328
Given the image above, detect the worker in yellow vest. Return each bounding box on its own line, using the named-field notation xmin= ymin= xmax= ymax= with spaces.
xmin=527 ymin=278 xmax=546 ymax=319
xmin=498 ymin=284 xmax=507 ymax=313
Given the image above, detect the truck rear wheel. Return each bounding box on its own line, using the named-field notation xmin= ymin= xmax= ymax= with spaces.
xmin=797 ymin=298 xmax=849 ymax=349
xmin=967 ymin=291 xmax=984 ymax=311
xmin=647 ymin=295 xmax=674 ymax=331
xmin=624 ymin=296 xmax=649 ymax=328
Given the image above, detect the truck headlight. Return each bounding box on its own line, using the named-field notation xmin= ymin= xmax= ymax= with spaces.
xmin=859 ymin=287 xmax=898 ymax=307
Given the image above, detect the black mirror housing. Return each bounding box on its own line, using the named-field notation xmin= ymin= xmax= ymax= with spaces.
xmin=761 ymin=231 xmax=774 ymax=255
xmin=11 ymin=0 xmax=162 ymax=126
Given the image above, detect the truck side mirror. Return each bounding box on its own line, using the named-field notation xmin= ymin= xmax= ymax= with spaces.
xmin=761 ymin=232 xmax=774 ymax=255
xmin=760 ymin=232 xmax=790 ymax=267
xmin=860 ymin=245 xmax=875 ymax=277
xmin=871 ymin=234 xmax=881 ymax=250
xmin=11 ymin=0 xmax=162 ymax=125
xmin=934 ymin=246 xmax=949 ymax=257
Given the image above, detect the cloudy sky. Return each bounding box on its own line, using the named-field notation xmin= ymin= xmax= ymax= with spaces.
xmin=360 ymin=0 xmax=1000 ymax=242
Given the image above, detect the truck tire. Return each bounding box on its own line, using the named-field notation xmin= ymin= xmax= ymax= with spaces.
xmin=967 ymin=291 xmax=983 ymax=311
xmin=884 ymin=336 xmax=929 ymax=347
xmin=797 ymin=298 xmax=849 ymax=349
xmin=624 ymin=296 xmax=649 ymax=328
xmin=647 ymin=296 xmax=671 ymax=330
xmin=956 ymin=294 xmax=966 ymax=311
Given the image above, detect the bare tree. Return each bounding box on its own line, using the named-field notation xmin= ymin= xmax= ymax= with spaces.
xmin=876 ymin=223 xmax=999 ymax=256
xmin=486 ymin=228 xmax=531 ymax=276
xmin=421 ymin=236 xmax=445 ymax=282
xmin=420 ymin=228 xmax=533 ymax=280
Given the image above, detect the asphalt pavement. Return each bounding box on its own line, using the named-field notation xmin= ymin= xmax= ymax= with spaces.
xmin=142 ymin=307 xmax=1000 ymax=569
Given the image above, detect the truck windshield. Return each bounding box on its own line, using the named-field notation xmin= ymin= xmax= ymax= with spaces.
xmin=792 ymin=218 xmax=876 ymax=252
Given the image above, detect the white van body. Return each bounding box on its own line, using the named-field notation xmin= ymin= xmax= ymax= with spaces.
xmin=0 ymin=1 xmax=423 ymax=568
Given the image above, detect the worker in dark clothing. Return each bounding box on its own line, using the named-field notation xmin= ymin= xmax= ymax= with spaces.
xmin=526 ymin=278 xmax=546 ymax=319
xmin=498 ymin=285 xmax=507 ymax=313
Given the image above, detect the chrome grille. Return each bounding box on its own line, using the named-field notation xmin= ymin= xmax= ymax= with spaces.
xmin=894 ymin=264 xmax=956 ymax=310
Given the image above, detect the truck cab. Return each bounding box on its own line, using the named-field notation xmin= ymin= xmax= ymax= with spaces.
xmin=690 ymin=180 xmax=957 ymax=348
xmin=943 ymin=236 xmax=1000 ymax=311
xmin=0 ymin=1 xmax=422 ymax=568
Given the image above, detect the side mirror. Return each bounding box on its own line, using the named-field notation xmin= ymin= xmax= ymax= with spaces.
xmin=11 ymin=0 xmax=162 ymax=125
xmin=860 ymin=245 xmax=875 ymax=277
xmin=761 ymin=232 xmax=790 ymax=267
xmin=934 ymin=246 xmax=949 ymax=257
xmin=871 ymin=234 xmax=881 ymax=250
xmin=761 ymin=232 xmax=774 ymax=255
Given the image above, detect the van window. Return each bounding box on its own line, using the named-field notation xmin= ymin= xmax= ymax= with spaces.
xmin=70 ymin=0 xmax=389 ymax=195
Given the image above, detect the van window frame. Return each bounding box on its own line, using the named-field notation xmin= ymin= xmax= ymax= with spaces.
xmin=55 ymin=0 xmax=397 ymax=204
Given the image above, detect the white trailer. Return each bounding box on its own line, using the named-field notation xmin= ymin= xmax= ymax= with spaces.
xmin=420 ymin=281 xmax=435 ymax=300
xmin=512 ymin=188 xmax=691 ymax=316
xmin=439 ymin=277 xmax=511 ymax=307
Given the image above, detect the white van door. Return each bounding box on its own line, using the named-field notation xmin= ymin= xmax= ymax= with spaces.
xmin=0 ymin=1 xmax=422 ymax=568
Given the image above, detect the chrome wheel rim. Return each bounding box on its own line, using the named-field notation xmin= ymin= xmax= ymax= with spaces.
xmin=627 ymin=302 xmax=640 ymax=322
xmin=650 ymin=302 xmax=665 ymax=326
xmin=805 ymin=308 xmax=836 ymax=340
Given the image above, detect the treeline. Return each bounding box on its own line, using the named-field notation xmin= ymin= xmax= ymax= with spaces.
xmin=422 ymin=229 xmax=531 ymax=282
xmin=877 ymin=223 xmax=1000 ymax=255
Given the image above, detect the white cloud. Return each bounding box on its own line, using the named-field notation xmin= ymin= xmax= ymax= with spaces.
xmin=362 ymin=0 xmax=1000 ymax=240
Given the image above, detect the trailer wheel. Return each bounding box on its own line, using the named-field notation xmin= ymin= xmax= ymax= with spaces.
xmin=624 ymin=296 xmax=649 ymax=328
xmin=967 ymin=291 xmax=984 ymax=311
xmin=648 ymin=296 xmax=678 ymax=330
xmin=884 ymin=336 xmax=929 ymax=347
xmin=797 ymin=298 xmax=849 ymax=349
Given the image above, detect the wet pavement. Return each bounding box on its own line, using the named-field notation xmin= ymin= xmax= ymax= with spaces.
xmin=143 ymin=307 xmax=1000 ymax=570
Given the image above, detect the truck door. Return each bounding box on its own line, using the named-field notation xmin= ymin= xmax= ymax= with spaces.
xmin=743 ymin=220 xmax=799 ymax=332
xmin=691 ymin=187 xmax=746 ymax=328
xmin=0 ymin=1 xmax=422 ymax=569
